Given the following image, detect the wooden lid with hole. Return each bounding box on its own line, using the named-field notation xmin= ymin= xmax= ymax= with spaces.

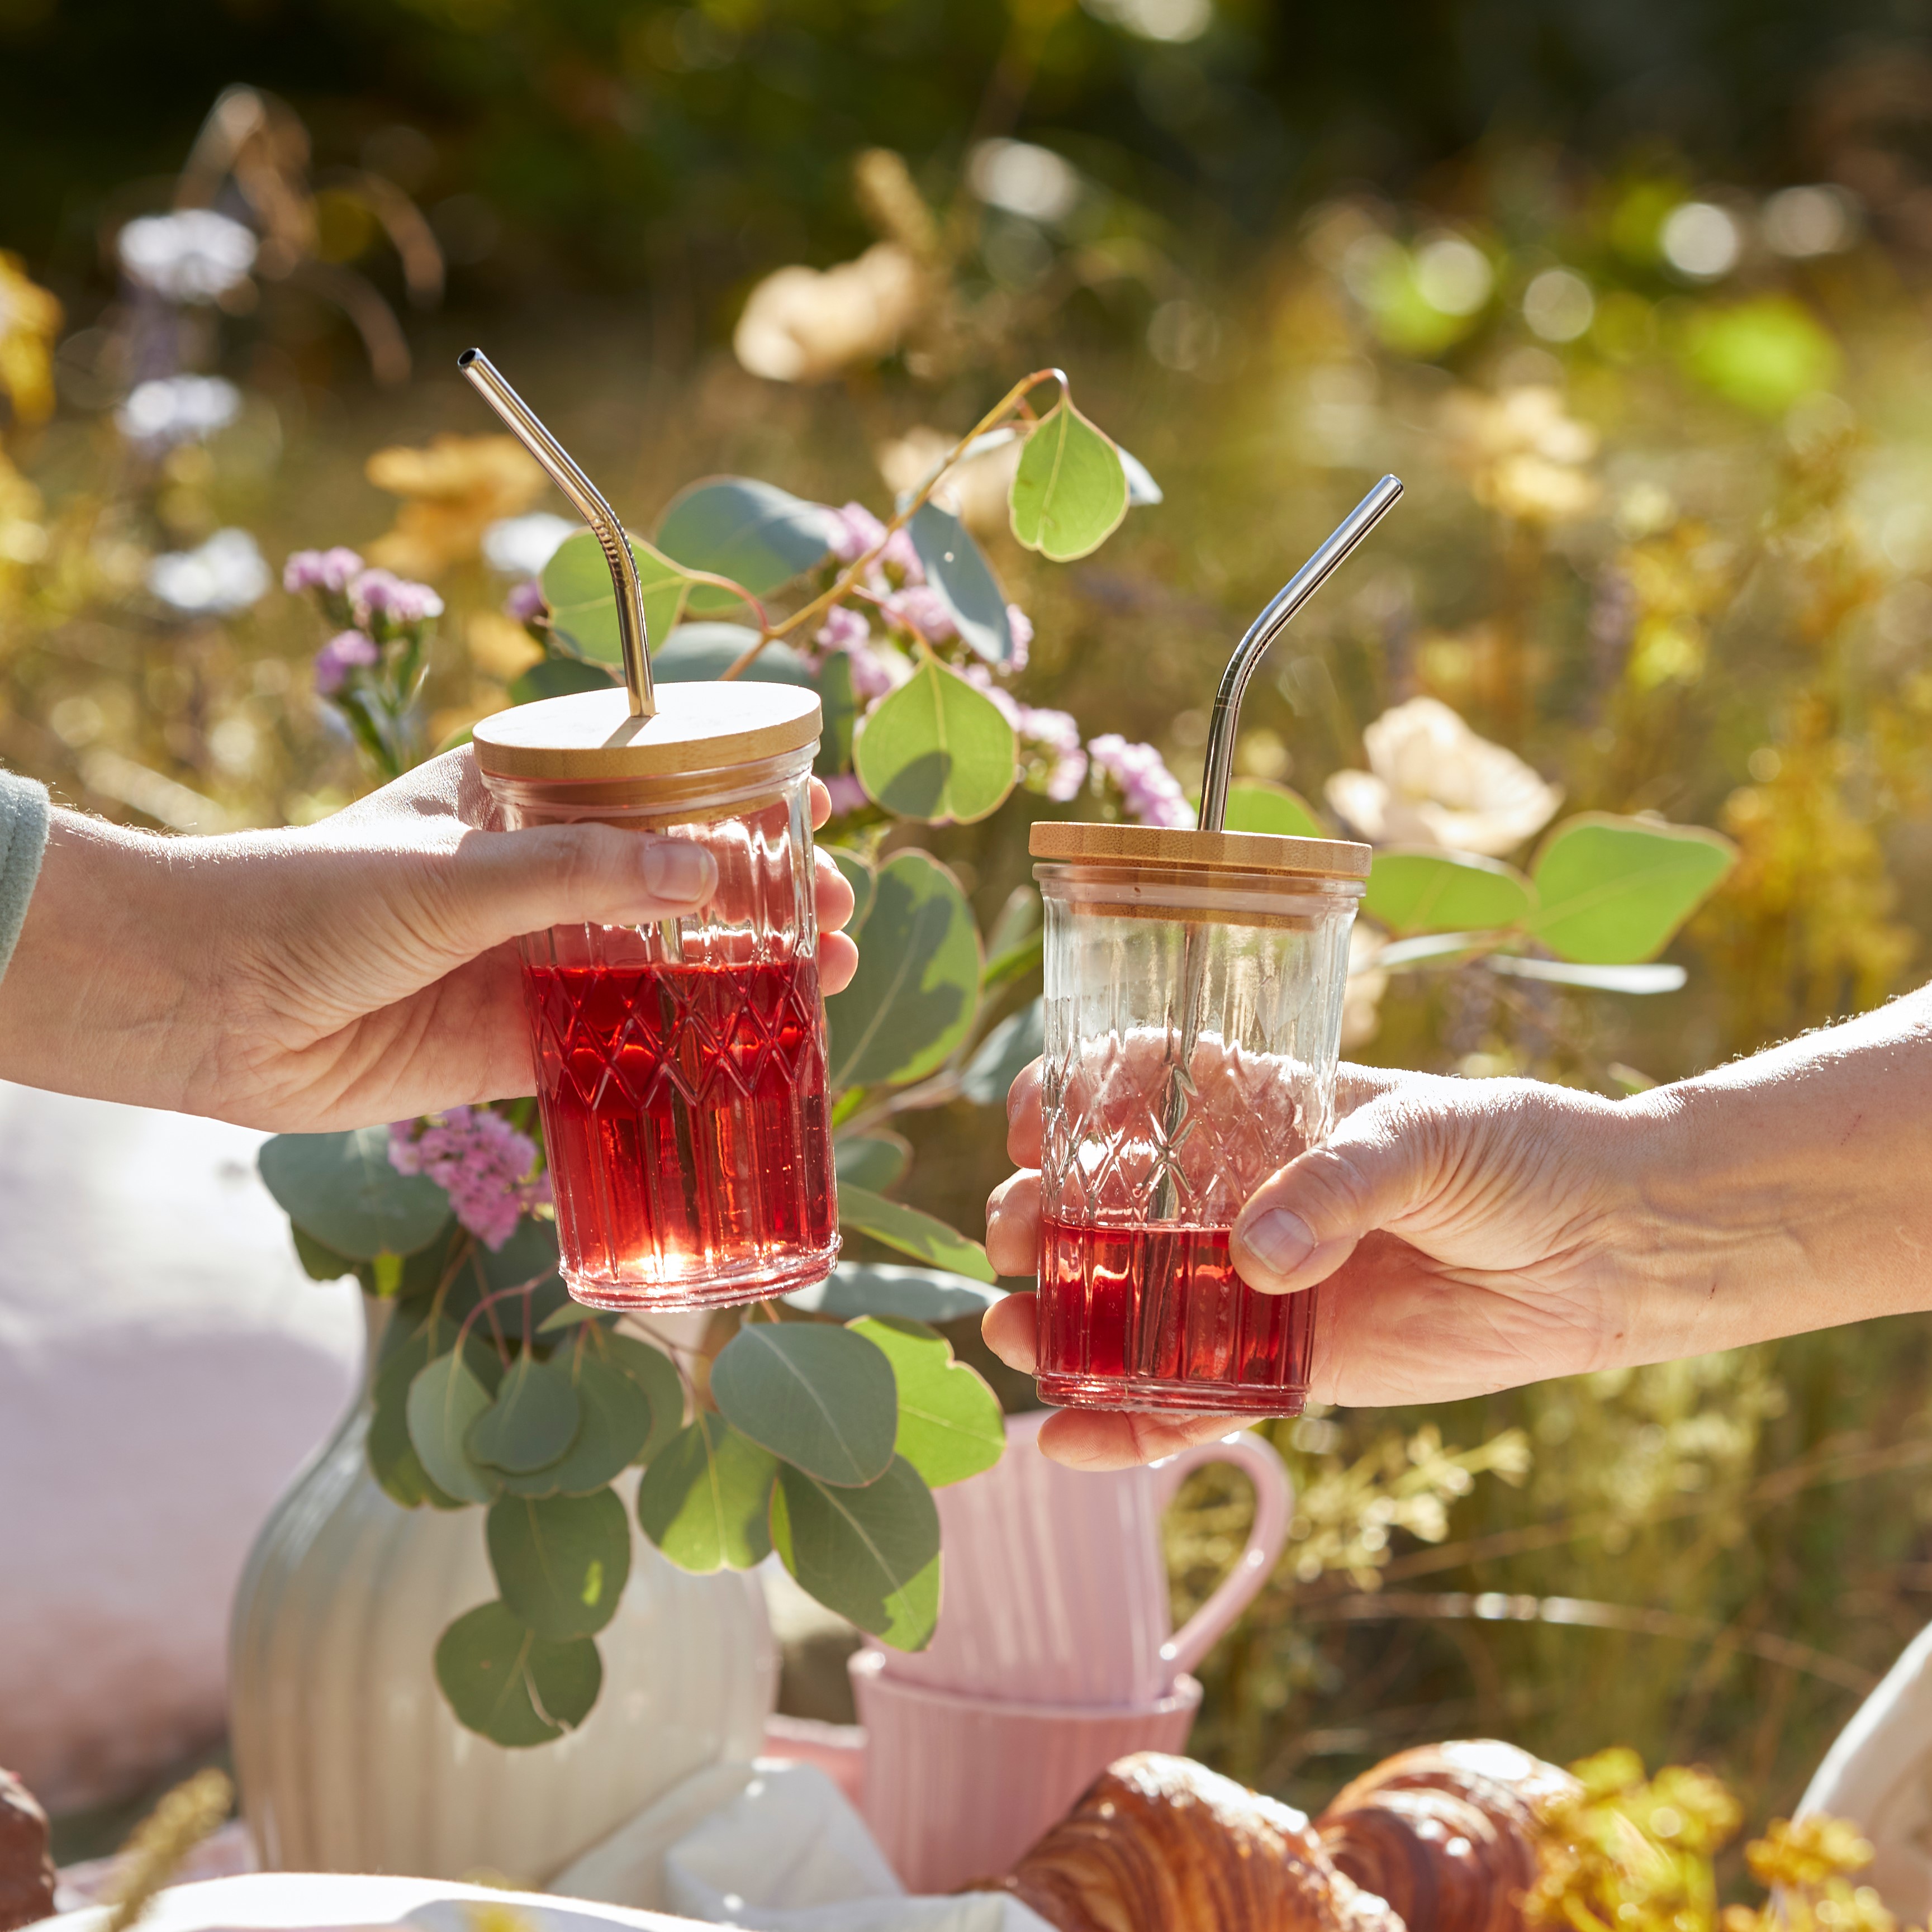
xmin=1030 ymin=820 xmax=1371 ymax=880
xmin=473 ymin=682 xmax=822 ymax=781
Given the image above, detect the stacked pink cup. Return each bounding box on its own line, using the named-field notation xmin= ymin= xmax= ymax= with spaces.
xmin=848 ymin=1410 xmax=1292 ymax=1892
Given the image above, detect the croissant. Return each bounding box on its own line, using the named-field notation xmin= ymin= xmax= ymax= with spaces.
xmin=979 ymin=1751 xmax=1408 ymax=1932
xmin=1316 ymin=1741 xmax=1579 ymax=1932
xmin=0 ymin=1768 xmax=55 ymax=1932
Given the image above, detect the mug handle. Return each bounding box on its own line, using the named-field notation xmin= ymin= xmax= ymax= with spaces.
xmin=1148 ymin=1429 xmax=1293 ymax=1682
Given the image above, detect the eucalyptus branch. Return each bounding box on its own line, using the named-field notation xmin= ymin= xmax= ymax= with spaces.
xmin=720 ymin=366 xmax=1065 ymax=680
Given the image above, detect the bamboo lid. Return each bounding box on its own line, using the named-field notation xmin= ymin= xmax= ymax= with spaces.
xmin=1030 ymin=820 xmax=1371 ymax=880
xmin=473 ymin=682 xmax=822 ymax=781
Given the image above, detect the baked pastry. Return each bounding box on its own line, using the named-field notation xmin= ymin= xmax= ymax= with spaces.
xmin=1316 ymin=1741 xmax=1579 ymax=1932
xmin=979 ymin=1751 xmax=1407 ymax=1932
xmin=0 ymin=1768 xmax=55 ymax=1932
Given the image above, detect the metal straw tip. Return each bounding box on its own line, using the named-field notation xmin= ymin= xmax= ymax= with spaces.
xmin=457 ymin=347 xmax=482 ymax=369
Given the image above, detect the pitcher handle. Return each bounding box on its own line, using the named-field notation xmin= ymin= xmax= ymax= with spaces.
xmin=1149 ymin=1428 xmax=1293 ymax=1683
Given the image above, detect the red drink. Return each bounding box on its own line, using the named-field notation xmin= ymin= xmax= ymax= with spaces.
xmin=1036 ymin=1215 xmax=1316 ymax=1415
xmin=524 ymin=951 xmax=838 ymax=1309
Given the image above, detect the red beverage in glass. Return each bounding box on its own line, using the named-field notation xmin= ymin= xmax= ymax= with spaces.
xmin=524 ymin=948 xmax=836 ymax=1309
xmin=1036 ymin=1214 xmax=1317 ymax=1415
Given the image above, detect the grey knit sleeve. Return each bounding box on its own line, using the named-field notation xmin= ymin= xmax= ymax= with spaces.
xmin=0 ymin=770 xmax=51 ymax=984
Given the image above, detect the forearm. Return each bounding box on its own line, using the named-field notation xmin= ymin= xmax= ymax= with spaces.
xmin=1627 ymin=985 xmax=1932 ymax=1356
xmin=0 ymin=811 xmax=211 ymax=1109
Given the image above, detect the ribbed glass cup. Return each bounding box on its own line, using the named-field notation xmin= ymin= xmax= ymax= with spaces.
xmin=483 ymin=747 xmax=838 ymax=1310
xmin=1034 ymin=858 xmax=1361 ymax=1414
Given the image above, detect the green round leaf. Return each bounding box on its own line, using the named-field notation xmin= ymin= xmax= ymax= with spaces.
xmin=816 ymin=649 xmax=859 ymax=776
xmin=1009 ymin=396 xmax=1129 ymax=562
xmin=635 ymin=1414 xmax=776 ymax=1572
xmin=468 ymin=1354 xmax=581 ymax=1474
xmin=959 ymin=997 xmax=1044 ymax=1106
xmin=291 ymin=1224 xmax=355 ymax=1283
xmin=838 ymin=1185 xmax=995 ymax=1282
xmin=510 ymin=657 xmax=615 ymax=705
xmin=825 ymin=851 xmax=980 ymax=1087
xmin=711 ymin=1321 xmax=898 ymax=1487
xmin=906 ymin=501 xmax=1013 ymax=664
xmin=770 ymin=1455 xmax=941 ymax=1651
xmin=785 ymin=1263 xmax=1004 ymax=1325
xmin=258 ymin=1128 xmax=452 ymax=1261
xmin=1364 ymin=849 xmax=1536 ymax=936
xmin=499 ymin=1352 xmax=656 ymax=1498
xmin=1117 ymin=442 xmax=1164 ymax=506
xmin=855 ymin=653 xmax=1017 ymax=825
xmin=368 ymin=1344 xmax=458 ymax=1511
xmin=407 ymin=1350 xmax=503 ymax=1505
xmin=656 ymin=477 xmax=839 ymax=607
xmin=848 ymin=1315 xmax=1005 ymax=1490
xmin=540 ymin=528 xmax=699 ymax=663
xmin=1223 ymin=780 xmax=1328 ymax=840
xmin=834 ymin=1133 xmax=911 ymax=1194
xmin=601 ymin=1333 xmax=687 ymax=1466
xmin=434 ymin=1601 xmax=601 ymax=1748
xmin=486 ymin=1487 xmax=632 ymax=1640
xmin=826 ymin=847 xmax=876 ymax=931
xmin=1526 ymin=814 xmax=1738 ymax=964
xmin=653 ymin=623 xmax=818 ymax=685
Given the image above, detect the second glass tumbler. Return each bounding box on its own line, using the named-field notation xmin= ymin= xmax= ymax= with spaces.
xmin=473 ymin=680 xmax=838 ymax=1311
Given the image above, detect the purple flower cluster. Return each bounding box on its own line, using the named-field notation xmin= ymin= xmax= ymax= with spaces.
xmin=313 ymin=629 xmax=379 ymax=695
xmin=962 ymin=664 xmax=1089 ymax=802
xmin=284 ymin=547 xmax=364 ymax=597
xmin=389 ymin=1107 xmax=552 ymax=1252
xmin=505 ymin=578 xmax=547 ymax=625
xmin=883 ymin=585 xmax=956 ymax=644
xmin=1088 ymin=734 xmax=1195 ymax=828
xmin=828 ymin=502 xmax=922 ymax=584
xmin=351 ymin=568 xmax=445 ymax=633
xmin=813 ymin=604 xmax=900 ymax=699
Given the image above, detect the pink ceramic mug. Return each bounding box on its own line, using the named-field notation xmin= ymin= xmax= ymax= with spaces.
xmin=880 ymin=1410 xmax=1291 ymax=1707
xmin=849 ymin=1649 xmax=1202 ymax=1893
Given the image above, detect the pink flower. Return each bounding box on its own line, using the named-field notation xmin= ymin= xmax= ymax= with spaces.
xmin=313 ymin=629 xmax=379 ymax=695
xmin=823 ymin=772 xmax=868 ymax=816
xmin=815 ymin=605 xmax=870 ymax=652
xmin=1088 ymin=734 xmax=1195 ymax=828
xmin=1005 ymin=603 xmax=1033 ymax=672
xmin=884 ymin=585 xmax=956 ymax=643
xmin=389 ymin=1107 xmax=551 ymax=1252
xmin=284 ymin=547 xmax=364 ymax=596
xmin=828 ymin=501 xmax=889 ymax=564
xmin=350 ymin=568 xmax=444 ymax=633
xmin=504 ymin=578 xmax=547 ymax=624
xmin=878 ymin=528 xmax=923 ymax=584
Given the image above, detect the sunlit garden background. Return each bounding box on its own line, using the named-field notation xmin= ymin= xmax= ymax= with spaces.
xmin=7 ymin=0 xmax=1932 ymax=1873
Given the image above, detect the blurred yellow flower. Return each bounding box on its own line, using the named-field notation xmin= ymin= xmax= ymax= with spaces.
xmin=1442 ymin=383 xmax=1601 ymax=523
xmin=1326 ymin=695 xmax=1563 ymax=856
xmin=364 ymin=433 xmax=547 ymax=577
xmin=0 ymin=252 xmax=63 ymax=426
xmin=734 ymin=243 xmax=926 ymax=383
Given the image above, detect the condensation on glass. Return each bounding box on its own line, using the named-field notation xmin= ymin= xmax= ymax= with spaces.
xmin=1030 ymin=822 xmax=1368 ymax=1416
xmin=472 ymin=682 xmax=838 ymax=1311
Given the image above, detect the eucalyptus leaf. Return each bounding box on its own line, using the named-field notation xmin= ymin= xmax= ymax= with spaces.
xmin=496 ymin=1354 xmax=654 ymax=1498
xmin=785 ymin=1263 xmax=1004 ymax=1324
xmin=825 ymin=852 xmax=980 ymax=1088
xmin=826 ymin=848 xmax=876 ymax=932
xmin=407 ymin=1351 xmax=502 ymax=1505
xmin=816 ymin=649 xmax=859 ymax=778
xmin=540 ymin=528 xmax=699 ymax=664
xmin=834 ymin=1133 xmax=911 ymax=1193
xmin=848 ymin=1316 xmax=1005 ymax=1489
xmin=770 ymin=1456 xmax=941 ymax=1650
xmin=537 ymin=1302 xmax=606 ymax=1334
xmin=854 ymin=653 xmax=1017 ymax=824
xmin=434 ymin=1601 xmax=601 ymax=1748
xmin=960 ymin=998 xmax=1044 ymax=1105
xmin=1526 ymin=814 xmax=1738 ymax=964
xmin=1117 ymin=443 xmax=1164 ymax=506
xmin=656 ymin=477 xmax=839 ymax=608
xmin=369 ymin=1360 xmax=457 ymax=1510
xmin=653 ymin=623 xmax=818 ymax=686
xmin=258 ymin=1127 xmax=452 ymax=1261
xmin=601 ymin=1332 xmax=687 ymax=1465
xmin=981 ymin=932 xmax=1042 ymax=996
xmin=635 ymin=1414 xmax=776 ymax=1571
xmin=839 ymin=1184 xmax=996 ymax=1282
xmin=1009 ymin=395 xmax=1129 ymax=562
xmin=486 ymin=1488 xmax=632 ymax=1640
xmin=291 ymin=1224 xmax=355 ymax=1283
xmin=1373 ymin=931 xmax=1494 ymax=970
xmin=710 ymin=1321 xmax=899 ymax=1487
xmin=1485 ymin=955 xmax=1689 ymax=993
xmin=906 ymin=500 xmax=1014 ymax=664
xmin=1364 ymin=849 xmax=1536 ymax=936
xmin=468 ymin=1354 xmax=581 ymax=1474
xmin=1223 ymin=780 xmax=1328 ymax=840
xmin=391 ymin=1218 xmax=466 ymax=1307
xmin=510 ymin=657 xmax=616 ymax=705
xmin=984 ymin=885 xmax=1040 ymax=961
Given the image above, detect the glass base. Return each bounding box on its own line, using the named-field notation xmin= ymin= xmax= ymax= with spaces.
xmin=1037 ymin=1371 xmax=1308 ymax=1418
xmin=566 ymin=1242 xmax=839 ymax=1313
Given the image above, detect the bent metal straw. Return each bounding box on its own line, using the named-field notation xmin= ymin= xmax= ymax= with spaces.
xmin=457 ymin=346 xmax=657 ymax=719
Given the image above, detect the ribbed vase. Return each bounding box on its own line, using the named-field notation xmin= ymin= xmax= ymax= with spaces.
xmin=228 ymin=1299 xmax=776 ymax=1886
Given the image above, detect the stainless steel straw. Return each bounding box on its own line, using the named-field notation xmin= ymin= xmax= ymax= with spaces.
xmin=458 ymin=347 xmax=656 ymax=719
xmin=1148 ymin=474 xmax=1404 ymax=1231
